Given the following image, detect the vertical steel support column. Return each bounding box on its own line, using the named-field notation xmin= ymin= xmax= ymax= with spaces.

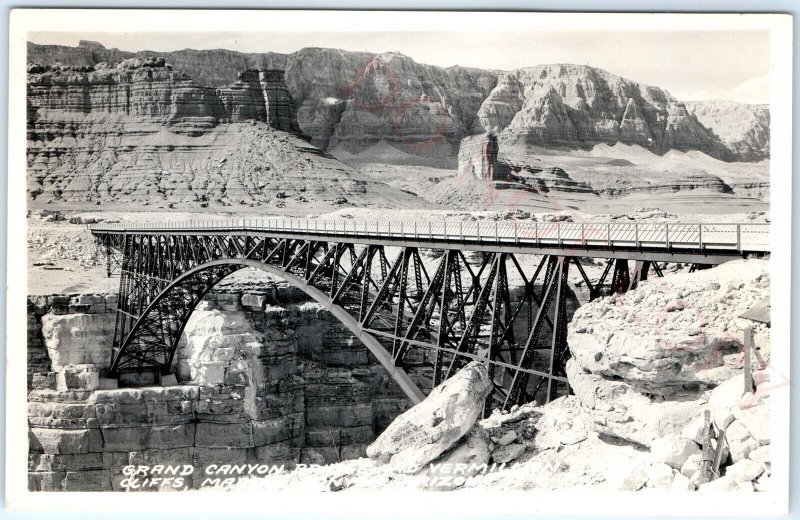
xmin=612 ymin=259 xmax=630 ymax=294
xmin=391 ymin=248 xmax=413 ymax=356
xmin=628 ymin=260 xmax=651 ymax=291
xmin=432 ymin=251 xmax=456 ymax=388
xmin=444 ymin=254 xmax=499 ymax=379
xmin=502 ymin=256 xmax=559 ymax=409
xmin=358 ymin=246 xmax=376 ymax=322
xmin=484 ymin=253 xmax=507 ymax=415
xmin=546 ymin=257 xmax=570 ymax=403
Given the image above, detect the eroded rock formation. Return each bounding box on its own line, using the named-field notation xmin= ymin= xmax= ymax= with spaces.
xmin=28 ymin=42 xmax=770 ymax=164
xmin=566 ymin=259 xmax=771 ymax=447
xmin=456 ymin=132 xmax=594 ymax=192
xmin=26 ymin=60 xmax=426 ymax=208
xmin=458 ymin=133 xmax=503 ymax=180
xmin=686 ymin=101 xmax=770 ymax=162
xmin=26 ymin=286 xmax=413 ymax=491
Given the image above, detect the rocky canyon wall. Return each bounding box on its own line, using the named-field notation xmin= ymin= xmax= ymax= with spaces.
xmin=27 ymin=286 xmax=411 ymax=491
xmin=685 ymin=101 xmax=770 ymax=163
xmin=28 ymin=41 xmax=770 ymax=164
xmin=28 ymin=59 xmax=303 ymax=134
xmin=481 ymin=65 xmax=737 ymax=160
xmin=26 ymin=57 xmax=426 ymax=208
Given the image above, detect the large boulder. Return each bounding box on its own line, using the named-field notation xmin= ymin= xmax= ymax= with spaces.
xmin=568 ymin=260 xmax=769 ymax=398
xmin=566 ymin=260 xmax=770 ymax=448
xmin=366 ymin=361 xmax=492 ymax=468
xmin=650 ymin=434 xmax=701 ymax=469
xmin=40 ymin=313 xmax=115 ymax=371
xmin=566 ymin=359 xmax=702 ymax=446
xmin=420 ymin=425 xmax=492 ymax=490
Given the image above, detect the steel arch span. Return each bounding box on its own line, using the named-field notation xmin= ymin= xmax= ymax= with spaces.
xmin=111 ymin=257 xmax=427 ymax=404
xmin=92 ymin=219 xmax=768 ymax=410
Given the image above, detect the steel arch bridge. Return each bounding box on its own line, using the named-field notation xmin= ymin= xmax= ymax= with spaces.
xmin=91 ymin=218 xmax=769 ymax=411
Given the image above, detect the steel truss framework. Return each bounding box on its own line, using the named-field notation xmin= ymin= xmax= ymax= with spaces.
xmin=96 ymin=231 xmax=687 ymax=410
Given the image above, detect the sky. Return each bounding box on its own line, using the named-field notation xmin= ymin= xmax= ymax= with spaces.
xmin=28 ymin=30 xmax=771 ymax=104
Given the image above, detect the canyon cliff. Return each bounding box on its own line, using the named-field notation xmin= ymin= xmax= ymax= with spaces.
xmin=26 ymin=57 xmax=426 ymax=208
xmin=27 ymin=284 xmax=414 ymax=491
xmin=686 ymin=101 xmax=770 ymax=162
xmin=479 ymin=65 xmax=735 ymax=161
xmin=28 ymin=41 xmax=770 ymax=167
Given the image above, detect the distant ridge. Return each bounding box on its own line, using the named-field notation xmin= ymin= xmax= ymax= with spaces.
xmin=28 ymin=41 xmax=770 ymax=164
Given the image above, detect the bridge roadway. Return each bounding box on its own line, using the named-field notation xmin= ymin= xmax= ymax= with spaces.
xmin=90 ymin=218 xmax=770 ymax=412
xmin=92 ymin=218 xmax=770 ymax=263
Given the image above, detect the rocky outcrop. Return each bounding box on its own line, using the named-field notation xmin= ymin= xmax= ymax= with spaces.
xmin=686 ymin=101 xmax=770 ymax=162
xmin=28 ymin=42 xmax=768 ymax=164
xmin=26 ymin=60 xmax=304 ymax=137
xmin=214 ymin=69 xmax=304 ymax=133
xmin=26 ymin=61 xmax=426 ymax=208
xmin=596 ymin=172 xmax=732 ymax=197
xmin=366 ymin=361 xmax=491 ymax=467
xmin=27 ymin=294 xmax=116 ymax=389
xmin=566 ymin=259 xmax=770 ymax=446
xmin=480 ymin=65 xmax=735 ymax=161
xmin=27 ymin=284 xmax=414 ymax=491
xmin=458 ymin=133 xmax=504 ymax=180
xmin=456 ymin=132 xmax=594 ymax=193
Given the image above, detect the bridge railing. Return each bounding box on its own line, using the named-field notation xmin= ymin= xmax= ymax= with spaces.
xmin=89 ymin=219 xmax=771 ymax=252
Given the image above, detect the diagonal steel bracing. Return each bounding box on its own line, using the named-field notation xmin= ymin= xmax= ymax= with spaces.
xmin=94 ymin=226 xmax=689 ymax=411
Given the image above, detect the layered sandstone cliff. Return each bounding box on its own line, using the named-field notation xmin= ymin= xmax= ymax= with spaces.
xmin=28 ymin=41 xmax=769 ymax=164
xmin=27 ymin=286 xmax=413 ymax=491
xmin=26 ymin=59 xmax=425 ymax=208
xmin=478 ymin=65 xmax=734 ymax=161
xmin=27 ymin=59 xmax=302 ymax=133
xmin=686 ymin=101 xmax=770 ymax=162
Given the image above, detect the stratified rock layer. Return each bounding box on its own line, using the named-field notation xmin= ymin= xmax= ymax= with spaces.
xmin=27 ymin=60 xmax=426 ymax=208
xmin=28 ymin=60 xmax=302 ymax=133
xmin=28 ymin=42 xmax=769 ymax=163
xmin=27 ymin=284 xmax=414 ymax=491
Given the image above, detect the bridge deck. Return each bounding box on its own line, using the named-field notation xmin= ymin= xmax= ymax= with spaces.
xmin=88 ymin=217 xmax=771 ymax=407
xmin=90 ymin=218 xmax=770 ymax=264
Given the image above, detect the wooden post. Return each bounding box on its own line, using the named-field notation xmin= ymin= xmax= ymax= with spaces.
xmin=699 ymin=409 xmax=712 ymax=483
xmin=744 ymin=326 xmax=755 ymax=394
